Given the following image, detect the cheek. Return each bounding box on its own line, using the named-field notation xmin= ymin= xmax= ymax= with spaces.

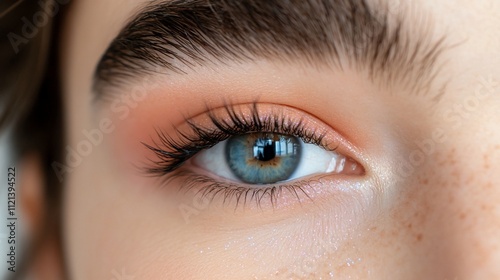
xmin=63 ymin=128 xmax=185 ymax=279
xmin=65 ymin=149 xmax=375 ymax=280
xmin=355 ymin=144 xmax=500 ymax=279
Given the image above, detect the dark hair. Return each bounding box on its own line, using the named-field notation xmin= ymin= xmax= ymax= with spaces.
xmin=0 ymin=0 xmax=66 ymax=278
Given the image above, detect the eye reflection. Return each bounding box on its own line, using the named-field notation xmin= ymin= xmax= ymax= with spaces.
xmin=226 ymin=133 xmax=302 ymax=184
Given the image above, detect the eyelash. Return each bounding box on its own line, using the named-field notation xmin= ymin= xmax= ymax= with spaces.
xmin=162 ymin=170 xmax=320 ymax=209
xmin=142 ymin=103 xmax=337 ymax=208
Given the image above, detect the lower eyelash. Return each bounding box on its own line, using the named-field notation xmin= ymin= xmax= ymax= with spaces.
xmin=166 ymin=170 xmax=317 ymax=209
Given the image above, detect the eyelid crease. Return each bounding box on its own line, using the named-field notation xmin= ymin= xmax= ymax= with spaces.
xmin=142 ymin=102 xmax=348 ymax=177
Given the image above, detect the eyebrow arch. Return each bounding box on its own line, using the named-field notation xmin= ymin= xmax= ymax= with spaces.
xmin=93 ymin=0 xmax=449 ymax=99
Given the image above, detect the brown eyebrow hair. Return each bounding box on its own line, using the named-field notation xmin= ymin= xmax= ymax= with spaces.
xmin=94 ymin=0 xmax=449 ymax=98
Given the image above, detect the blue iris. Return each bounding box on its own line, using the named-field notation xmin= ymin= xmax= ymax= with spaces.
xmin=225 ymin=133 xmax=302 ymax=184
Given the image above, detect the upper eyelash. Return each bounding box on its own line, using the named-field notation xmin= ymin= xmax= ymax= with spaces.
xmin=142 ymin=102 xmax=329 ymax=176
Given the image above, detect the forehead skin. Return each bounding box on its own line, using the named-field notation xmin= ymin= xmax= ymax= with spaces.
xmin=60 ymin=0 xmax=500 ymax=279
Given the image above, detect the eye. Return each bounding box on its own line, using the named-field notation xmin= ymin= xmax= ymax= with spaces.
xmin=192 ymin=132 xmax=356 ymax=185
xmin=143 ymin=103 xmax=364 ymax=208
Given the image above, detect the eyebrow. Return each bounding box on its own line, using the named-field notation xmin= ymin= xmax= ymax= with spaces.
xmin=93 ymin=0 xmax=449 ymax=98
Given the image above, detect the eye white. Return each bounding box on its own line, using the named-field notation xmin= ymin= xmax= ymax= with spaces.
xmin=192 ymin=138 xmax=347 ymax=183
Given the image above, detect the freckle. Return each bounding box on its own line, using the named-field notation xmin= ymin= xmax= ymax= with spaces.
xmin=465 ymin=175 xmax=475 ymax=184
xmin=442 ymin=148 xmax=458 ymax=166
xmin=416 ymin=233 xmax=423 ymax=242
xmin=459 ymin=212 xmax=466 ymax=220
xmin=448 ymin=149 xmax=456 ymax=158
xmin=413 ymin=211 xmax=420 ymax=219
xmin=418 ymin=177 xmax=429 ymax=185
xmin=407 ymin=223 xmax=413 ymax=229
xmin=483 ymin=153 xmax=491 ymax=169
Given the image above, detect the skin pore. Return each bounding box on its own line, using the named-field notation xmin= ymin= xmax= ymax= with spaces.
xmin=52 ymin=0 xmax=500 ymax=279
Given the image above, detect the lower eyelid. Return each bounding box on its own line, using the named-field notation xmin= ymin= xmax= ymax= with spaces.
xmin=161 ymin=166 xmax=369 ymax=212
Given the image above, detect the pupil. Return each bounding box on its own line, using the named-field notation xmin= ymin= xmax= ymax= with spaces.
xmin=253 ymin=138 xmax=276 ymax=161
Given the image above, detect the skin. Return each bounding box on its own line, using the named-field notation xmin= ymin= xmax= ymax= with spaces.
xmin=28 ymin=0 xmax=500 ymax=279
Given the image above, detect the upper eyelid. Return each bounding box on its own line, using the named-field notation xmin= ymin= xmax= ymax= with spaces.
xmin=142 ymin=103 xmax=355 ymax=176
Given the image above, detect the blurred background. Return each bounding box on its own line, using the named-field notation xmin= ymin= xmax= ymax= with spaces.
xmin=1 ymin=0 xmax=65 ymax=278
